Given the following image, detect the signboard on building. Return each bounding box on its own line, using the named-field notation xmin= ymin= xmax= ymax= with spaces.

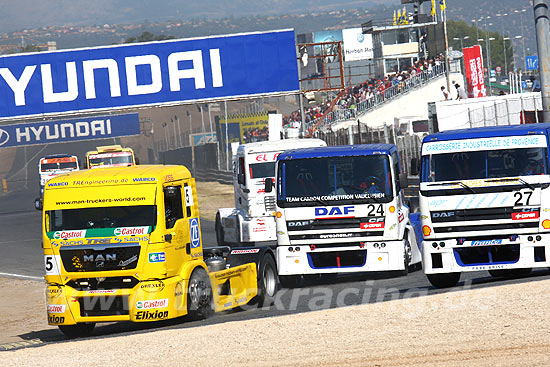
xmin=526 ymin=55 xmax=538 ymax=71
xmin=215 ymin=111 xmax=269 ymax=147
xmin=189 ymin=132 xmax=216 ymax=146
xmin=0 ymin=113 xmax=139 ymax=148
xmin=342 ymin=28 xmax=374 ymax=62
xmin=463 ymin=45 xmax=487 ymax=98
xmin=0 ymin=30 xmax=299 ymax=120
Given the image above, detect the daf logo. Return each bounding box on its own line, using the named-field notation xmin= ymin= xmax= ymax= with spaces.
xmin=288 ymin=220 xmax=310 ymax=227
xmin=0 ymin=128 xmax=9 ymax=146
xmin=432 ymin=211 xmax=455 ymax=218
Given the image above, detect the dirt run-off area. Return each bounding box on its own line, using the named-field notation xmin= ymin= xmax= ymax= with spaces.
xmin=1 ymin=276 xmax=550 ymax=366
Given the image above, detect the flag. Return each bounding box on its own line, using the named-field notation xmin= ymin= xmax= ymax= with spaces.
xmin=393 ymin=10 xmax=397 ymax=26
xmin=402 ymin=6 xmax=409 ymax=24
xmin=440 ymin=0 xmax=446 ymax=11
xmin=397 ymin=10 xmax=401 ymax=25
xmin=431 ymin=0 xmax=436 ymax=16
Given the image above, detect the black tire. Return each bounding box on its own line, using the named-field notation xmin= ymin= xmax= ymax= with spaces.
xmin=255 ymin=254 xmax=278 ymax=307
xmin=58 ymin=323 xmax=95 ymax=339
xmin=279 ymin=275 xmax=301 ymax=288
xmin=426 ymin=272 xmax=461 ymax=288
xmin=187 ymin=267 xmax=213 ymax=320
xmin=215 ymin=213 xmax=226 ymax=246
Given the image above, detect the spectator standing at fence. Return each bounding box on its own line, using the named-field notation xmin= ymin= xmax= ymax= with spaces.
xmin=455 ymin=83 xmax=468 ymax=100
xmin=441 ymin=86 xmax=450 ymax=101
xmin=531 ymin=75 xmax=541 ymax=93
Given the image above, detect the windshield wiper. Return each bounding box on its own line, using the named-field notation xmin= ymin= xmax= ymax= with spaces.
xmin=428 ymin=181 xmax=475 ymax=194
xmin=484 ymin=178 xmax=535 ymax=191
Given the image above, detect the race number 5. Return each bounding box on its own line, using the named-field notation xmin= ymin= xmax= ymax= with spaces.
xmin=184 ymin=186 xmax=194 ymax=206
xmin=514 ymin=191 xmax=533 ymax=206
xmin=44 ymin=255 xmax=60 ymax=276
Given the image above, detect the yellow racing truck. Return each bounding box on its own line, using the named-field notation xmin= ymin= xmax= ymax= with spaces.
xmin=85 ymin=145 xmax=136 ymax=169
xmin=43 ymin=165 xmax=277 ymax=338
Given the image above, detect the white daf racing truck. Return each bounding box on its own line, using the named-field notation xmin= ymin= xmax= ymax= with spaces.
xmin=215 ymin=138 xmax=326 ymax=246
xmin=419 ymin=123 xmax=550 ymax=288
xmin=264 ymin=144 xmax=422 ymax=287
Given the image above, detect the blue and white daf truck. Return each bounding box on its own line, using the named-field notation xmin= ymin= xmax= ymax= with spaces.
xmin=265 ymin=144 xmax=422 ymax=287
xmin=419 ymin=123 xmax=550 ymax=288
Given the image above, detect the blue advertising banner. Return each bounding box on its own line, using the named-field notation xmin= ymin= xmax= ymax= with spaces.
xmin=0 ymin=113 xmax=139 ymax=147
xmin=0 ymin=29 xmax=299 ymax=119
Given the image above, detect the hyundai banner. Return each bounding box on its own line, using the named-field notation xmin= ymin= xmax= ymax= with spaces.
xmin=463 ymin=45 xmax=487 ymax=98
xmin=0 ymin=113 xmax=139 ymax=147
xmin=0 ymin=29 xmax=299 ymax=119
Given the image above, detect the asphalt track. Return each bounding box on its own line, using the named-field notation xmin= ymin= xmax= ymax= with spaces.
xmin=2 ymin=190 xmax=550 ymax=348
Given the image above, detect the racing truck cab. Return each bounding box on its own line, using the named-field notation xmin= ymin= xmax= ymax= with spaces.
xmin=34 ymin=154 xmax=79 ymax=210
xmin=215 ymin=138 xmax=326 ymax=246
xmin=42 ymin=165 xmax=277 ymax=338
xmin=267 ymin=144 xmax=422 ymax=287
xmin=419 ymin=123 xmax=550 ymax=288
xmin=85 ymin=145 xmax=136 ymax=169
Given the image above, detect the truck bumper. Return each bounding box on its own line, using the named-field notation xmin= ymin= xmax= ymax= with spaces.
xmin=46 ymin=276 xmax=186 ymax=326
xmin=276 ymin=241 xmax=407 ymax=275
xmin=423 ymin=233 xmax=550 ymax=274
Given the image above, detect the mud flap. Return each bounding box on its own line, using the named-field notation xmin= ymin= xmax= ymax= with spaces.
xmin=410 ymin=212 xmax=423 ymax=253
xmin=209 ymin=264 xmax=258 ymax=312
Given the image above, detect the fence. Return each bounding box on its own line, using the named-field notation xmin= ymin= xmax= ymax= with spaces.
xmin=308 ymin=64 xmax=446 ymax=132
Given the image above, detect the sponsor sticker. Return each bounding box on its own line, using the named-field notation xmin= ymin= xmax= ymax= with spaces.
xmin=47 ymin=304 xmax=66 ymax=313
xmin=114 ymin=227 xmax=149 ymax=236
xmin=149 ymin=252 xmax=166 ymax=263
xmin=230 ymin=249 xmax=260 ymax=255
xmin=360 ymin=222 xmax=385 ymax=230
xmin=140 ymin=281 xmax=165 ymax=293
xmin=189 ymin=218 xmax=200 ymax=248
xmin=470 ymin=239 xmax=503 ymax=246
xmin=136 ymin=298 xmax=169 ymax=310
xmin=53 ymin=230 xmax=86 ymax=239
xmin=135 ymin=310 xmax=169 ymax=320
xmin=511 ymin=211 xmax=539 ymax=221
xmin=87 ymin=290 xmax=117 ymax=294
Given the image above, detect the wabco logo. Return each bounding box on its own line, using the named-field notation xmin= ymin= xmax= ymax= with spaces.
xmin=53 ymin=230 xmax=86 ymax=239
xmin=114 ymin=227 xmax=148 ymax=236
xmin=0 ymin=128 xmax=9 ymax=146
xmin=315 ymin=206 xmax=355 ymax=217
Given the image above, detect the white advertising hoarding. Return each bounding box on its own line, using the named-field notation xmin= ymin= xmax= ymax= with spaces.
xmin=342 ymin=28 xmax=373 ymax=62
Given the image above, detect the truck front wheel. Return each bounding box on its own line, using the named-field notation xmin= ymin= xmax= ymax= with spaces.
xmin=187 ymin=268 xmax=213 ymax=320
xmin=256 ymin=255 xmax=278 ymax=307
xmin=58 ymin=323 xmax=95 ymax=339
xmin=426 ymin=272 xmax=461 ymax=288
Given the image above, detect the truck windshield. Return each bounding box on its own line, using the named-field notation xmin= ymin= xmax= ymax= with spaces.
xmin=41 ymin=161 xmax=78 ymax=171
xmin=278 ymin=155 xmax=393 ymax=207
xmin=249 ymin=162 xmax=275 ymax=179
xmin=422 ymin=147 xmax=549 ymax=182
xmin=89 ymin=152 xmax=134 ymax=168
xmin=48 ymin=205 xmax=156 ymax=231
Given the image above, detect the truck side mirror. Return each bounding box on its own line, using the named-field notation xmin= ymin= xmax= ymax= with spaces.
xmin=264 ymin=178 xmax=273 ymax=193
xmin=237 ymin=173 xmax=245 ymax=185
xmin=399 ymin=173 xmax=408 ymax=189
xmin=410 ymin=158 xmax=419 ymax=176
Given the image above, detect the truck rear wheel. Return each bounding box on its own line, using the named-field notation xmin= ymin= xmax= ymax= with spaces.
xmin=187 ymin=268 xmax=213 ymax=320
xmin=215 ymin=213 xmax=226 ymax=246
xmin=255 ymin=254 xmax=278 ymax=307
xmin=58 ymin=323 xmax=95 ymax=339
xmin=426 ymin=272 xmax=461 ymax=288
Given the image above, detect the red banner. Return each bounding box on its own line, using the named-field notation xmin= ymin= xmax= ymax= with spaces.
xmin=463 ymin=45 xmax=487 ymax=98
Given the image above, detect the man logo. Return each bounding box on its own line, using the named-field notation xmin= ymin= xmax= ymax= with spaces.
xmin=0 ymin=128 xmax=9 ymax=146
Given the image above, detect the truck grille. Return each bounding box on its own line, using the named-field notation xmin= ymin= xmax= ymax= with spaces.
xmin=60 ymin=244 xmax=141 ymax=272
xmin=308 ymin=250 xmax=367 ymax=268
xmin=289 ymin=232 xmax=383 ymax=240
xmin=431 ymin=207 xmax=539 ymax=223
xmin=79 ymin=295 xmax=129 ymax=317
xmin=433 ymin=222 xmax=539 ymax=234
xmin=264 ymin=196 xmax=276 ymax=212
xmin=287 ymin=217 xmax=384 ymax=231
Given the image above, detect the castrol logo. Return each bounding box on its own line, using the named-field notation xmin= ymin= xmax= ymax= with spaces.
xmin=114 ymin=227 xmax=148 ymax=236
xmin=53 ymin=230 xmax=86 ymax=239
xmin=47 ymin=304 xmax=66 ymax=313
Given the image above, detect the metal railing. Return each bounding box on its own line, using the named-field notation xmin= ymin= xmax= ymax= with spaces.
xmin=308 ymin=64 xmax=446 ymax=132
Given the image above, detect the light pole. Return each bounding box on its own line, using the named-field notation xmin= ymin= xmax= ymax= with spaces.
xmin=514 ymin=9 xmax=527 ymax=70
xmin=453 ymin=35 xmax=470 ymax=51
xmin=503 ymin=37 xmax=510 ymax=76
